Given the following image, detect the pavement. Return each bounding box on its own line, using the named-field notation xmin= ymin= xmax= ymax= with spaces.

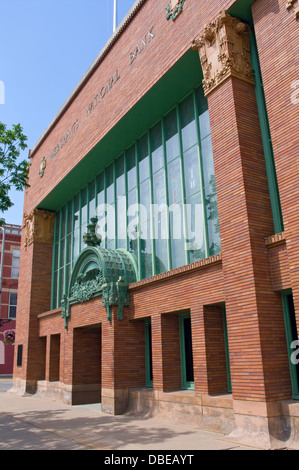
xmin=0 ymin=379 xmax=259 ymax=452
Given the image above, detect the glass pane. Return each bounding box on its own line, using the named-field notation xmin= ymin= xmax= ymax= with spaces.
xmin=180 ymin=94 xmax=197 ymax=152
xmin=66 ymin=233 xmax=72 ymax=264
xmin=106 ymin=163 xmax=114 ymax=206
xmin=53 ymin=271 xmax=58 ymax=308
xmin=117 ymin=196 xmax=127 ymax=237
xmin=154 ymin=232 xmax=168 ymax=275
xmin=60 ymin=238 xmax=65 ymax=267
xmin=58 ymin=266 xmax=65 ymax=302
xmin=167 ymin=157 xmax=182 ymax=205
xmin=170 ymin=206 xmax=186 ymax=269
xmin=10 ymin=293 xmax=17 ymax=305
xmin=116 ymin=155 xmax=125 ymax=199
xmin=106 ymin=203 xmax=115 ymax=247
xmin=138 ymin=134 xmax=150 ymax=182
xmin=140 ymin=179 xmax=151 ymax=222
xmin=96 ymin=172 xmax=105 ymax=207
xmin=81 ymin=187 xmax=88 ymax=225
xmin=185 ymin=193 xmax=205 ymax=262
xmin=126 ymin=145 xmax=136 ymax=191
xmin=151 ymin=122 xmax=164 ymax=173
xmin=67 ymin=201 xmax=72 ymax=234
xmin=73 ymin=229 xmax=79 ymax=263
xmin=88 ymin=180 xmax=96 ymax=220
xmin=201 ymin=136 xmax=214 ymax=189
xmin=65 ymin=263 xmax=71 ymax=293
xmin=54 ymin=242 xmax=59 ymax=271
xmin=183 ymin=146 xmax=200 ymax=198
xmin=153 ymin=168 xmax=166 ymax=206
xmin=196 ymin=87 xmax=211 ymax=139
xmin=60 ymin=206 xmax=66 ymax=239
xmin=140 ymin=218 xmax=153 ymax=279
xmin=165 ymin=108 xmax=179 ymax=163
xmin=205 ymin=179 xmax=221 ymax=256
xmin=73 ymin=194 xmax=79 ymax=232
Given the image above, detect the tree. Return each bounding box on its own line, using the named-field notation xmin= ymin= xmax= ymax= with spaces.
xmin=0 ymin=122 xmax=30 ymax=225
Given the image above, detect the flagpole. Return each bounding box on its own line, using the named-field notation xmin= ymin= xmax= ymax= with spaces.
xmin=113 ymin=0 xmax=118 ymax=32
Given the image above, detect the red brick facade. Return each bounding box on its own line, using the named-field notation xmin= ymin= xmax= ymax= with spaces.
xmin=12 ymin=0 xmax=299 ymax=449
xmin=0 ymin=225 xmax=21 ymax=375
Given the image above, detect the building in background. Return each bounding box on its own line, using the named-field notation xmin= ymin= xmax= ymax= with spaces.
xmin=0 ymin=224 xmax=21 ymax=375
xmin=11 ymin=0 xmax=299 ymax=450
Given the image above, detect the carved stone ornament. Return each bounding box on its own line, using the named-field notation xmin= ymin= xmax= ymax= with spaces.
xmin=286 ymin=0 xmax=299 ymax=20
xmin=166 ymin=0 xmax=185 ymax=21
xmin=23 ymin=209 xmax=55 ymax=248
xmin=192 ymin=11 xmax=255 ymax=97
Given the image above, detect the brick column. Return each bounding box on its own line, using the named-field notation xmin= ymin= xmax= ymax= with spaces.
xmin=101 ymin=308 xmax=146 ymax=414
xmin=193 ymin=11 xmax=291 ymax=447
xmin=191 ymin=305 xmax=209 ymax=394
xmin=13 ymin=209 xmax=55 ymax=394
xmin=151 ymin=314 xmax=181 ymax=393
xmin=252 ymin=1 xmax=299 ymax=328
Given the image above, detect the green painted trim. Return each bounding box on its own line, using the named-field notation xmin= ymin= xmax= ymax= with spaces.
xmin=51 ymin=215 xmax=57 ymax=310
xmin=179 ymin=312 xmax=194 ymax=390
xmin=222 ymin=306 xmax=232 ymax=394
xmin=227 ymin=0 xmax=254 ymax=24
xmin=250 ymin=34 xmax=284 ymax=234
xmin=281 ymin=292 xmax=299 ymax=399
xmin=38 ymin=50 xmax=203 ymax=212
xmin=145 ymin=319 xmax=153 ymax=388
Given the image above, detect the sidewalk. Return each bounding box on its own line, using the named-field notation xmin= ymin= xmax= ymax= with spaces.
xmin=0 ymin=380 xmax=258 ymax=451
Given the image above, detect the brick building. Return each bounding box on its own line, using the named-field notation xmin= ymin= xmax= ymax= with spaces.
xmin=12 ymin=0 xmax=299 ymax=449
xmin=0 ymin=224 xmax=21 ymax=375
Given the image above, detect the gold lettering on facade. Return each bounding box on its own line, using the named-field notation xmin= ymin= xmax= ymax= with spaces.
xmin=192 ymin=11 xmax=255 ymax=97
xmin=23 ymin=209 xmax=55 ymax=248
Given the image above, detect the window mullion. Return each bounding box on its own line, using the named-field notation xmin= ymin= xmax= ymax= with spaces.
xmin=193 ymin=89 xmax=209 ymax=258
xmin=177 ymin=105 xmax=189 ymax=266
xmin=51 ymin=215 xmax=57 ymax=310
xmin=162 ymin=117 xmax=172 ymax=271
xmin=148 ymin=132 xmax=156 ymax=277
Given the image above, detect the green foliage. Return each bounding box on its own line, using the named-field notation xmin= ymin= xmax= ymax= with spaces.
xmin=0 ymin=122 xmax=30 ymax=218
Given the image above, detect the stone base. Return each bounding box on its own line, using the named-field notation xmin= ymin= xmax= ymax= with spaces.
xmin=9 ymin=379 xmax=101 ymax=406
xmin=101 ymin=388 xmax=129 ymax=415
xmin=126 ymin=388 xmax=234 ymax=434
xmin=223 ymin=399 xmax=299 ymax=450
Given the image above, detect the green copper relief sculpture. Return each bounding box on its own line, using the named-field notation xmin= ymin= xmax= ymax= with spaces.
xmin=61 ymin=218 xmax=137 ymax=328
xmin=166 ymin=0 xmax=185 ymax=21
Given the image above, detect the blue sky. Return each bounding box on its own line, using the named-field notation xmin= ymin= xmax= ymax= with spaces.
xmin=0 ymin=0 xmax=136 ymax=225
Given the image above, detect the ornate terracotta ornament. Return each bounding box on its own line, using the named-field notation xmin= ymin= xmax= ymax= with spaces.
xmin=166 ymin=0 xmax=185 ymax=21
xmin=192 ymin=11 xmax=255 ymax=97
xmin=23 ymin=209 xmax=55 ymax=248
xmin=39 ymin=157 xmax=46 ymax=178
xmin=286 ymin=0 xmax=299 ymax=20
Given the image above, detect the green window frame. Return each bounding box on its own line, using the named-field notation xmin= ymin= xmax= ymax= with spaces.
xmin=51 ymin=86 xmax=221 ymax=309
xmin=145 ymin=319 xmax=153 ymax=388
xmin=179 ymin=313 xmax=194 ymax=390
xmin=222 ymin=306 xmax=232 ymax=394
xmin=282 ymin=290 xmax=299 ymax=400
